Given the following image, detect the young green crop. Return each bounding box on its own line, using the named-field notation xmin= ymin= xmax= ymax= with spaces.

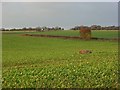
xmin=27 ymin=30 xmax=118 ymax=38
xmin=3 ymin=30 xmax=118 ymax=38
xmin=2 ymin=31 xmax=119 ymax=88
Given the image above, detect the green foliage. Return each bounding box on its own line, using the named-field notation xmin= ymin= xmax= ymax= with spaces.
xmin=2 ymin=31 xmax=119 ymax=88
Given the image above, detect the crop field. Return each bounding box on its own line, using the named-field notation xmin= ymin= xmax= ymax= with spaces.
xmin=2 ymin=30 xmax=119 ymax=88
xmin=29 ymin=30 xmax=119 ymax=38
xmin=3 ymin=30 xmax=119 ymax=38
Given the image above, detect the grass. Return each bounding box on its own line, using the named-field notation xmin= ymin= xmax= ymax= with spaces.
xmin=3 ymin=30 xmax=119 ymax=38
xmin=28 ymin=30 xmax=118 ymax=38
xmin=2 ymin=30 xmax=119 ymax=88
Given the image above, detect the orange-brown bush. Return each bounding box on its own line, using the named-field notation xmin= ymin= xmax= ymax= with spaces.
xmin=79 ymin=50 xmax=92 ymax=54
xmin=80 ymin=27 xmax=91 ymax=40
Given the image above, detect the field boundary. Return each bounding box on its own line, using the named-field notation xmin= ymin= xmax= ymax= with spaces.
xmin=21 ymin=34 xmax=120 ymax=41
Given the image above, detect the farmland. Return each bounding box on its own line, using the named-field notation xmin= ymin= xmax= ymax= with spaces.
xmin=3 ymin=30 xmax=119 ymax=38
xmin=2 ymin=30 xmax=119 ymax=88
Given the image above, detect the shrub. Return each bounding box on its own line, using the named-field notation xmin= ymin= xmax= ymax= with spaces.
xmin=80 ymin=27 xmax=91 ymax=40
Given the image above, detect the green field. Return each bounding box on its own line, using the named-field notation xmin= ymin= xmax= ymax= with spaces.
xmin=3 ymin=30 xmax=119 ymax=38
xmin=2 ymin=30 xmax=119 ymax=88
xmin=29 ymin=30 xmax=119 ymax=38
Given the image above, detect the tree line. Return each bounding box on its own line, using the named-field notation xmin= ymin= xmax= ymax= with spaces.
xmin=70 ymin=25 xmax=119 ymax=30
xmin=1 ymin=26 xmax=64 ymax=31
xmin=1 ymin=25 xmax=120 ymax=31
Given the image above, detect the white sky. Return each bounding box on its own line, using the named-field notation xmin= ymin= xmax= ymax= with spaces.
xmin=0 ymin=0 xmax=119 ymax=27
xmin=1 ymin=0 xmax=119 ymax=2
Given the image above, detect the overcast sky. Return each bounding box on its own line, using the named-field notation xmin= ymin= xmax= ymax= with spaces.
xmin=2 ymin=2 xmax=118 ymax=29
